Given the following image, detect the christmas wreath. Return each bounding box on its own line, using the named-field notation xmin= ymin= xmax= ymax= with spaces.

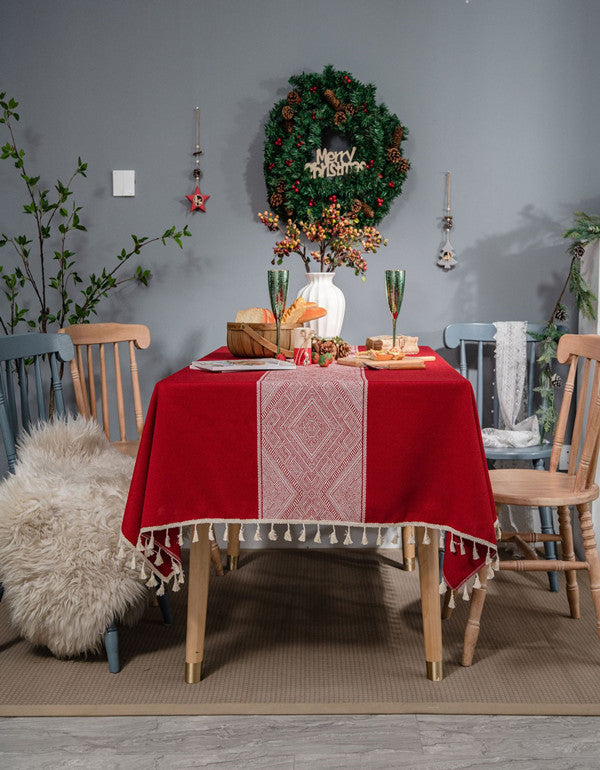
xmin=263 ymin=65 xmax=409 ymax=226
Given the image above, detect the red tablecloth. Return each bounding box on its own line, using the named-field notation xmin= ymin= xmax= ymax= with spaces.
xmin=121 ymin=347 xmax=497 ymax=590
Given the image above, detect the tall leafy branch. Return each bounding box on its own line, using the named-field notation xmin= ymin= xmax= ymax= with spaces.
xmin=0 ymin=92 xmax=191 ymax=335
xmin=534 ymin=212 xmax=600 ymax=438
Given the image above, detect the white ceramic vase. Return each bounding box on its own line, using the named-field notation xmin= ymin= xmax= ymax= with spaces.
xmin=297 ymin=272 xmax=345 ymax=338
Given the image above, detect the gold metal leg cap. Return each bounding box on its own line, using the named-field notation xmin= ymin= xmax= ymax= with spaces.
xmin=426 ymin=660 xmax=444 ymax=681
xmin=185 ymin=661 xmax=202 ymax=684
xmin=404 ymin=557 xmax=416 ymax=572
xmin=227 ymin=555 xmax=239 ymax=571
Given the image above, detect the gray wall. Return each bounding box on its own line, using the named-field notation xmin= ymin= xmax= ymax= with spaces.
xmin=1 ymin=0 xmax=600 ymax=408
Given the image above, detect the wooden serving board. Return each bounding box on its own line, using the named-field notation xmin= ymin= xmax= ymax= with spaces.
xmin=336 ymin=355 xmax=434 ymax=370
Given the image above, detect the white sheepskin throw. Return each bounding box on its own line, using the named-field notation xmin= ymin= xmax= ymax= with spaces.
xmin=0 ymin=415 xmax=148 ymax=658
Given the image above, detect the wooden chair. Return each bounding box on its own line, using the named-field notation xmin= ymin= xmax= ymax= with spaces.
xmin=58 ymin=322 xmax=151 ymax=458
xmin=444 ymin=323 xmax=559 ymax=592
xmin=58 ymin=322 xmax=224 ymax=577
xmin=462 ymin=333 xmax=600 ymax=666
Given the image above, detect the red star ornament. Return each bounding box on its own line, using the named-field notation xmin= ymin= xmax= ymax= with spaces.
xmin=186 ymin=186 xmax=210 ymax=212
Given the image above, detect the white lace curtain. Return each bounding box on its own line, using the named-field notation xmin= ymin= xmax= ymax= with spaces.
xmin=482 ymin=321 xmax=544 ymax=534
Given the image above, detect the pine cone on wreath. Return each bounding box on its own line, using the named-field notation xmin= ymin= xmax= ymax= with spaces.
xmin=345 ymin=103 xmax=357 ymax=116
xmin=361 ymin=202 xmax=375 ymax=219
xmin=350 ymin=199 xmax=363 ymax=215
xmin=392 ymin=125 xmax=404 ymax=147
xmin=270 ymin=192 xmax=284 ymax=208
xmin=324 ymin=89 xmax=342 ymax=111
xmin=281 ymin=105 xmax=294 ymax=120
xmin=334 ymin=110 xmax=347 ymax=126
xmin=287 ymin=90 xmax=301 ymax=105
xmin=283 ymin=119 xmax=294 ymax=134
xmin=399 ymin=158 xmax=410 ymax=174
xmin=276 ymin=179 xmax=286 ymax=193
xmin=387 ymin=147 xmax=402 ymax=164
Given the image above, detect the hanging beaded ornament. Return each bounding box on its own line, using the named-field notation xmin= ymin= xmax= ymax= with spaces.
xmin=186 ymin=107 xmax=210 ymax=212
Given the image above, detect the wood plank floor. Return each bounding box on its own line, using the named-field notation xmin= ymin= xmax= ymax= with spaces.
xmin=2 ymin=715 xmax=600 ymax=768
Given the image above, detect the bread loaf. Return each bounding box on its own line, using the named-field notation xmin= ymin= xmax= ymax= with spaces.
xmin=366 ymin=334 xmax=419 ymax=354
xmin=235 ymin=307 xmax=275 ymax=323
xmin=281 ymin=297 xmax=306 ymax=323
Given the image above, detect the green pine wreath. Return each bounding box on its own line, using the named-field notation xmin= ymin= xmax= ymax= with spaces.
xmin=263 ymin=65 xmax=409 ymax=226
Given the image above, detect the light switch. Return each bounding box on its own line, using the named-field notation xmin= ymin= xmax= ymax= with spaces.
xmin=112 ymin=170 xmax=135 ymax=197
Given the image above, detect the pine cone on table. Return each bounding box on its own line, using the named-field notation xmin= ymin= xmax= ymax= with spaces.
xmin=336 ymin=341 xmax=351 ymax=358
xmin=318 ymin=339 xmax=338 ymax=358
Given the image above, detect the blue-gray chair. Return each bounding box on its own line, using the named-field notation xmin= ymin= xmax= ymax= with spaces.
xmin=0 ymin=332 xmax=73 ymax=475
xmin=0 ymin=332 xmax=170 ymax=672
xmin=443 ymin=323 xmax=559 ymax=592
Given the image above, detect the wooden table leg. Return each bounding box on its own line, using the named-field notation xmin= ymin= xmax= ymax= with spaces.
xmin=402 ymin=526 xmax=415 ymax=571
xmin=227 ymin=523 xmax=241 ymax=571
xmin=416 ymin=526 xmax=443 ymax=681
xmin=185 ymin=524 xmax=211 ymax=683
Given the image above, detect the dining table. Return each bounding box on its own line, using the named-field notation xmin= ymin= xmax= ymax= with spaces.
xmin=121 ymin=345 xmax=498 ymax=683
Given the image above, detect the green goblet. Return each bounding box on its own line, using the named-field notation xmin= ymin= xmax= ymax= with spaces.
xmin=385 ymin=269 xmax=405 ymax=347
xmin=267 ymin=269 xmax=289 ymax=355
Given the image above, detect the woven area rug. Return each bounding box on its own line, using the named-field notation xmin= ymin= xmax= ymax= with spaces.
xmin=2 ymin=549 xmax=600 ymax=716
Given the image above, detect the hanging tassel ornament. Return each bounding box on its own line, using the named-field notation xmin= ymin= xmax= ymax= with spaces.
xmin=314 ymin=523 xmax=322 ymax=543
xmin=284 ymin=523 xmax=292 ymax=542
xmin=437 ymin=171 xmax=457 ymax=269
xmin=185 ymin=107 xmax=210 ymax=212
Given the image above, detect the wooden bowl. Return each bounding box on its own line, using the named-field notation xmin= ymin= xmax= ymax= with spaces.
xmin=227 ymin=322 xmax=301 ymax=358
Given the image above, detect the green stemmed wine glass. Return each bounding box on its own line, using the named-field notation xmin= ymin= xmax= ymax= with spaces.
xmin=267 ymin=269 xmax=289 ymax=355
xmin=385 ymin=269 xmax=405 ymax=347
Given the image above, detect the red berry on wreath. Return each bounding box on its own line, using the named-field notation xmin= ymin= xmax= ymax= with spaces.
xmin=285 ymin=159 xmax=292 ymax=166
xmin=388 ymin=182 xmax=395 ymax=188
